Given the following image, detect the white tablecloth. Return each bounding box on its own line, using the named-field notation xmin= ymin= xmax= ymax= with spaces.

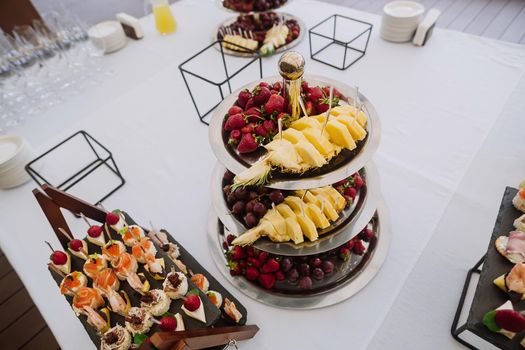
xmin=1 ymin=1 xmax=525 ymax=349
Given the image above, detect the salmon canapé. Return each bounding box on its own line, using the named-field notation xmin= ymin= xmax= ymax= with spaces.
xmin=122 ymin=225 xmax=145 ymax=247
xmin=132 ymin=238 xmax=157 ymax=264
xmin=112 ymin=252 xmax=138 ymax=280
xmin=73 ymin=287 xmax=104 ymax=310
xmin=60 ymin=271 xmax=88 ymax=295
xmin=102 ymin=240 xmax=126 ymax=262
xmin=94 ymin=268 xmax=120 ymax=293
xmin=83 ymin=254 xmax=108 ymax=279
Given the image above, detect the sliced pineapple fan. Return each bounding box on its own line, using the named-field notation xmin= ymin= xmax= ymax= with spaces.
xmin=232 ymin=104 xmax=368 ymax=189
xmin=232 ymin=185 xmax=347 ymax=246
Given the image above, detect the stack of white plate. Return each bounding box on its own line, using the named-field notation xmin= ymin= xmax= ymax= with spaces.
xmin=0 ymin=135 xmax=33 ymax=189
xmin=88 ymin=21 xmax=127 ymax=54
xmin=381 ymin=1 xmax=424 ymax=43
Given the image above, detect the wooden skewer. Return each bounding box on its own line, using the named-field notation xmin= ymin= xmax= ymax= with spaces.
xmin=354 ymin=86 xmax=359 ymax=109
xmin=47 ymin=262 xmax=66 ymax=278
xmin=321 ymin=86 xmax=334 ymax=136
xmin=104 ymin=224 xmax=114 ymax=242
xmin=298 ymin=96 xmax=308 ymax=117
xmin=80 ymin=213 xmax=91 ymax=227
xmin=301 ymin=190 xmax=308 ymax=201
xmin=278 ymin=118 xmax=283 ymax=141
xmin=58 ymin=227 xmax=74 ymax=241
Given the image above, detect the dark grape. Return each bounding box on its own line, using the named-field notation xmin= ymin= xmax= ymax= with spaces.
xmin=232 ymin=201 xmax=246 ymax=215
xmin=234 ymin=188 xmax=249 ymax=200
xmin=223 ymin=185 xmax=231 ymax=195
xmin=262 ymin=197 xmax=273 ymax=209
xmin=299 ymin=263 xmax=310 ymax=276
xmin=227 ymin=193 xmax=237 ymax=205
xmin=299 ymin=276 xmax=313 ymax=290
xmin=287 ymin=268 xmax=299 ymax=282
xmin=244 ymin=213 xmax=258 ymax=228
xmin=257 ymin=187 xmax=269 ymax=195
xmin=321 ymin=260 xmax=334 ymax=274
xmin=223 ymin=171 xmax=235 ymax=183
xmin=253 ymin=202 xmax=267 ymax=218
xmin=310 ymin=257 xmax=322 ymax=268
xmin=281 ymin=257 xmax=293 ymax=272
xmin=248 ymin=191 xmax=259 ymax=200
xmin=245 ymin=200 xmax=257 ymax=213
xmin=312 ymin=268 xmax=324 ymax=280
xmin=269 ymin=190 xmax=284 ymax=204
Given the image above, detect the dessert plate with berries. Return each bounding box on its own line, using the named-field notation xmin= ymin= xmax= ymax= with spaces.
xmin=207 ymin=202 xmax=390 ymax=309
xmin=211 ymin=162 xmax=381 ymax=255
xmin=208 ymin=75 xmax=381 ymax=190
xmin=215 ymin=12 xmax=304 ymax=57
xmin=218 ymin=0 xmax=291 ymax=13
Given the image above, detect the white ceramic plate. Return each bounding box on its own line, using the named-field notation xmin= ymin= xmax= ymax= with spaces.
xmin=384 ymin=1 xmax=424 ymax=19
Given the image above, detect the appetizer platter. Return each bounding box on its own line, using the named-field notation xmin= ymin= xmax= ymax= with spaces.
xmin=465 ymin=183 xmax=525 ymax=349
xmin=207 ymin=52 xmax=389 ymax=308
xmin=35 ymin=185 xmax=258 ymax=350
xmin=208 ymin=73 xmax=381 ymax=190
xmin=216 ymin=12 xmax=304 ymax=57
xmin=218 ymin=0 xmax=290 ymax=13
xmin=211 ymin=162 xmax=381 ymax=255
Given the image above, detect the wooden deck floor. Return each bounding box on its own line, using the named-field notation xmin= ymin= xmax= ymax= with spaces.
xmin=321 ymin=0 xmax=525 ymax=44
xmin=0 ymin=250 xmax=60 ymax=350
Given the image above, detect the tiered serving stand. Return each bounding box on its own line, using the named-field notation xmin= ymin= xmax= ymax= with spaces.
xmin=215 ymin=0 xmax=305 ymax=57
xmin=207 ymin=53 xmax=390 ymax=309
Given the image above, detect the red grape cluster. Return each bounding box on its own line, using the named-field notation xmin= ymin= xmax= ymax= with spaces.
xmin=223 ymin=225 xmax=375 ymax=291
xmin=223 ymin=170 xmax=286 ymax=228
xmin=223 ymin=0 xmax=287 ymax=12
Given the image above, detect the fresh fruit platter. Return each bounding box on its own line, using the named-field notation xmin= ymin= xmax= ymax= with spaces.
xmin=217 ymin=12 xmax=304 ymax=57
xmin=465 ymin=183 xmax=525 ymax=349
xmin=220 ymin=0 xmax=289 ymax=13
xmin=207 ymin=52 xmax=388 ymax=308
xmin=208 ymin=74 xmax=381 ymax=190
xmin=47 ymin=210 xmax=249 ymax=349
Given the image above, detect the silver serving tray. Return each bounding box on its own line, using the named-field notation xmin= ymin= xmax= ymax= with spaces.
xmin=216 ymin=0 xmax=292 ymax=14
xmin=210 ymin=161 xmax=381 ymax=256
xmin=208 ymin=75 xmax=381 ymax=190
xmin=206 ymin=200 xmax=390 ymax=309
xmin=213 ymin=12 xmax=305 ymax=58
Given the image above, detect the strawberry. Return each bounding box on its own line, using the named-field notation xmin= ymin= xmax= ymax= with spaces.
xmin=309 ymin=86 xmax=323 ymax=101
xmin=258 ymin=251 xmax=269 ymax=262
xmin=258 ymin=273 xmax=275 ymax=289
xmin=87 ymin=225 xmax=102 ymax=237
xmin=245 ymin=107 xmax=262 ymax=123
xmin=229 ymin=261 xmax=242 ymax=276
xmin=344 ymin=187 xmax=357 ymax=199
xmin=253 ymin=86 xmax=271 ymax=105
xmin=316 ymin=103 xmax=329 ymax=113
xmin=262 ymin=120 xmax=277 ymax=134
xmin=226 ymin=234 xmax=236 ymax=245
xmin=354 ymin=173 xmax=364 ymax=189
xmin=345 ymin=240 xmax=355 ymax=250
xmin=353 ymin=240 xmax=366 ymax=255
xmin=301 ymin=80 xmax=309 ymax=92
xmin=246 ymin=246 xmax=255 ymax=256
xmin=255 ymin=125 xmax=268 ymax=137
xmin=362 ymin=227 xmax=374 ymax=242
xmin=229 ymin=129 xmax=241 ymax=141
xmin=275 ymin=271 xmax=285 ymax=281
xmin=237 ymin=133 xmax=258 ymax=154
xmin=264 ymin=94 xmax=285 ymax=115
xmin=241 ymin=123 xmax=255 ymax=134
xmin=338 ymin=247 xmax=351 ymax=261
xmin=247 ymin=257 xmax=260 ymax=268
xmin=245 ymin=266 xmax=259 ymax=280
xmin=228 ymin=106 xmax=243 ymax=116
xmin=184 ymin=295 xmax=201 ymax=312
xmin=106 ymin=212 xmax=120 ymax=225
xmin=237 ymin=90 xmax=251 ymax=108
xmin=261 ymin=258 xmax=280 ymax=273
xmin=160 ymin=316 xmax=177 ymax=331
xmin=272 ymin=81 xmax=282 ymax=92
xmin=259 ymin=82 xmax=270 ymax=89
xmin=229 ymin=246 xmax=246 ymax=261
xmin=305 ymin=101 xmax=315 ymax=115
xmin=334 ymin=179 xmax=347 ymax=187
xmin=224 ymin=114 xmax=246 ymax=132
xmin=495 ymin=309 xmax=525 ymax=333
xmin=244 ymin=98 xmax=255 ymax=111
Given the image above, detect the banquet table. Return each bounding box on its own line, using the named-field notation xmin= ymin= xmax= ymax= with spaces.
xmin=1 ymin=0 xmax=525 ymax=349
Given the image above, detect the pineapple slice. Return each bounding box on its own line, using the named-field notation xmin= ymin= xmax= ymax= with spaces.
xmin=282 ymin=128 xmax=309 ymax=144
xmin=337 ymin=115 xmax=367 ymax=141
xmin=295 ymin=215 xmax=318 ymax=241
xmin=283 ymin=196 xmax=306 ymax=213
xmin=316 ymin=195 xmax=340 ymax=221
xmin=305 ymin=203 xmax=330 ymax=229
xmin=325 ymin=120 xmax=356 ymax=150
xmin=301 ymin=128 xmax=335 ymax=157
xmin=265 ymin=139 xmax=303 ymax=171
xmin=310 ymin=187 xmax=346 ymax=212
xmin=261 ymin=209 xmax=289 ymax=242
xmin=290 ymin=117 xmax=322 ymax=131
xmin=232 ymin=220 xmax=276 ymax=246
xmin=275 ymin=203 xmax=296 ymax=219
xmin=294 ymin=141 xmax=326 ymax=168
xmin=285 ymin=217 xmax=304 ymax=244
xmin=295 ymin=190 xmax=320 ymax=206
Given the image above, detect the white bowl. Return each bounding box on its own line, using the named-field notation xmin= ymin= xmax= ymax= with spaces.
xmin=0 ymin=135 xmax=25 ymax=169
xmin=384 ymin=1 xmax=424 ymax=19
xmin=88 ymin=21 xmax=127 ymax=54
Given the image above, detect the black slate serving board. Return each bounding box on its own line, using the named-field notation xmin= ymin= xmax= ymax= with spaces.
xmin=467 ymin=187 xmax=524 ymax=349
xmin=48 ymin=212 xmax=246 ymax=348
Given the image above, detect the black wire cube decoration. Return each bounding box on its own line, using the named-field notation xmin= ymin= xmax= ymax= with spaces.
xmin=309 ymin=15 xmax=372 ymax=70
xmin=179 ymin=40 xmax=263 ymax=125
xmin=25 ymin=131 xmax=125 ymax=205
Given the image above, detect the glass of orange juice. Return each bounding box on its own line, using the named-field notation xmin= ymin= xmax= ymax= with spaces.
xmin=146 ymin=0 xmax=176 ymax=35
